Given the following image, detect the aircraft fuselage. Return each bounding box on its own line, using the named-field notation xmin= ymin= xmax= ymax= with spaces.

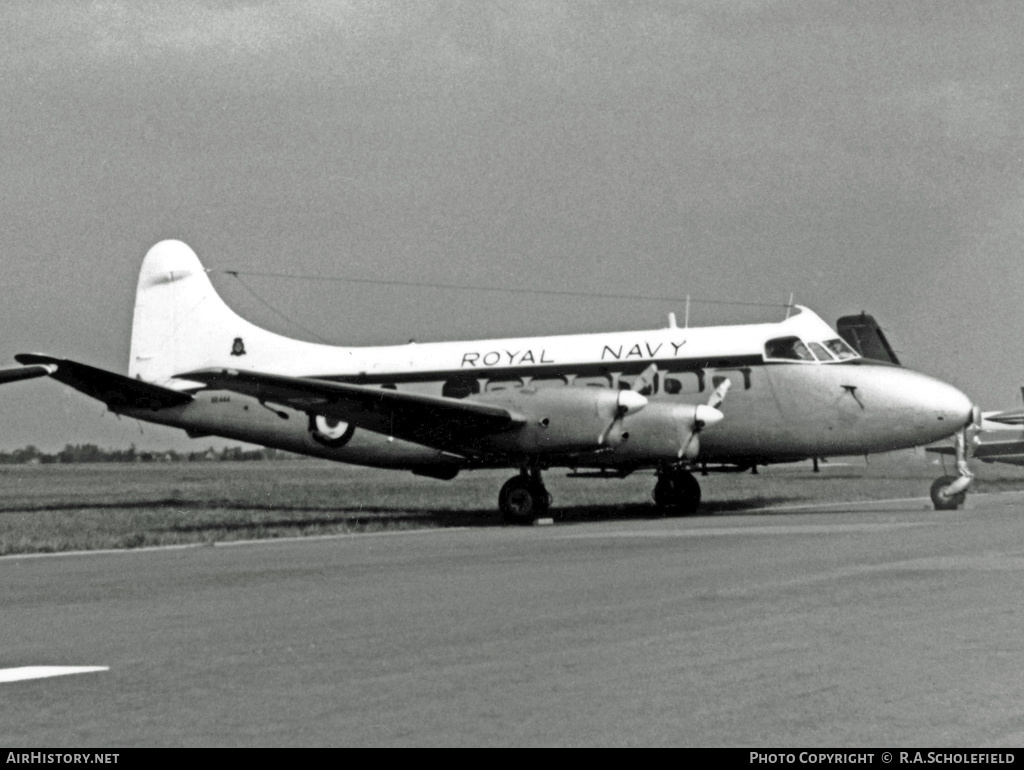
xmin=119 ymin=339 xmax=969 ymax=473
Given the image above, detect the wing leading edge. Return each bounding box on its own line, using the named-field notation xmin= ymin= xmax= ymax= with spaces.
xmin=178 ymin=367 xmax=526 ymax=455
xmin=12 ymin=354 xmax=193 ymax=410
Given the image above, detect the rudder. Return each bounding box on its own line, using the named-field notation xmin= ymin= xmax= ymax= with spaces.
xmin=836 ymin=312 xmax=901 ymax=365
xmin=128 ymin=240 xmax=277 ymax=385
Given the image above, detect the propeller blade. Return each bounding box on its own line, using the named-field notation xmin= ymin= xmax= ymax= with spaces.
xmin=707 ymin=378 xmax=731 ymax=410
xmin=632 ymin=364 xmax=659 ymax=396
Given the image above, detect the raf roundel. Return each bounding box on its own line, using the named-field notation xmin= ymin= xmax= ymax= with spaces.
xmin=308 ymin=414 xmax=356 ymax=447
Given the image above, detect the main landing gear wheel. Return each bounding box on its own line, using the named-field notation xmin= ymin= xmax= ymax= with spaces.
xmin=930 ymin=475 xmax=967 ymax=511
xmin=653 ymin=467 xmax=701 ymax=516
xmin=498 ymin=474 xmax=550 ymax=524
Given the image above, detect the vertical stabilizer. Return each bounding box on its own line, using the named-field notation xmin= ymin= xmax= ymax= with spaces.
xmin=836 ymin=313 xmax=901 ymax=365
xmin=127 ymin=240 xmax=327 ymax=386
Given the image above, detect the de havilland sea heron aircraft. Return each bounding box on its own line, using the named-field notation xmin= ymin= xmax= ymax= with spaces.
xmin=0 ymin=241 xmax=978 ymax=521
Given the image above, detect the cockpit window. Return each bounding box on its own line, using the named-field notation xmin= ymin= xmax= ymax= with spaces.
xmin=824 ymin=337 xmax=858 ymax=360
xmin=808 ymin=342 xmax=833 ymax=361
xmin=764 ymin=336 xmax=815 ymax=362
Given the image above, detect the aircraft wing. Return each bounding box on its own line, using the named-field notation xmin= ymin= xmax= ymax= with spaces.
xmin=0 ymin=364 xmax=56 ymax=385
xmin=927 ymin=430 xmax=1024 ymax=466
xmin=179 ymin=368 xmax=526 ymax=455
xmin=12 ymin=354 xmax=193 ymax=410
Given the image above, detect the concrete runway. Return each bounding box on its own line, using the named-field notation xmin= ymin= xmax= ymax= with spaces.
xmin=3 ymin=492 xmax=1024 ymax=747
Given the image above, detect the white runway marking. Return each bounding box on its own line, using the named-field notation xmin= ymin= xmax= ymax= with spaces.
xmin=0 ymin=666 xmax=108 ymax=683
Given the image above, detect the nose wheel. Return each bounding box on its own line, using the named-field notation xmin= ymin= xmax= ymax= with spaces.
xmin=653 ymin=466 xmax=702 ymax=515
xmin=499 ymin=471 xmax=551 ymax=524
xmin=930 ymin=475 xmax=967 ymax=511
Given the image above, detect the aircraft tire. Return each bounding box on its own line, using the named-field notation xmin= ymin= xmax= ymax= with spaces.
xmin=930 ymin=475 xmax=966 ymax=511
xmin=653 ymin=468 xmax=701 ymax=516
xmin=499 ymin=476 xmax=549 ymax=524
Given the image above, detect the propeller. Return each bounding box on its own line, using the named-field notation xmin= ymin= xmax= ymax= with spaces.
xmin=678 ymin=403 xmax=724 ymax=458
xmin=678 ymin=377 xmax=730 ymax=458
xmin=598 ymin=389 xmax=647 ymax=446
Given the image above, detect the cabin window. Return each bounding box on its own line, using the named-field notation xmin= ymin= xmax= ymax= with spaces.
xmin=442 ymin=377 xmax=480 ymax=399
xmin=572 ymin=374 xmax=613 ymax=389
xmin=662 ymin=371 xmax=703 ymax=396
xmin=824 ymin=338 xmax=858 ymax=360
xmin=764 ymin=336 xmax=815 ymax=362
xmin=529 ymin=376 xmax=569 ymax=389
xmin=484 ymin=377 xmax=524 ymax=392
xmin=712 ymin=368 xmax=752 ymax=390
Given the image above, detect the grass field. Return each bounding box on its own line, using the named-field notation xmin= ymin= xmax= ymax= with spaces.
xmin=1 ymin=452 xmax=1022 ymax=555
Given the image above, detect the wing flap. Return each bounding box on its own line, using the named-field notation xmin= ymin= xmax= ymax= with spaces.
xmin=178 ymin=368 xmax=525 ymax=453
xmin=14 ymin=354 xmax=193 ymax=410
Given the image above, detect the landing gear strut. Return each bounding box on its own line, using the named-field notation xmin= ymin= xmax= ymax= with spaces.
xmin=653 ymin=465 xmax=702 ymax=515
xmin=498 ymin=469 xmax=551 ymax=524
xmin=931 ymin=412 xmax=977 ymax=511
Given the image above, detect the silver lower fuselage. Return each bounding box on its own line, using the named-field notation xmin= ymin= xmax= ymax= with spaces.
xmin=119 ymin=358 xmax=972 ymax=474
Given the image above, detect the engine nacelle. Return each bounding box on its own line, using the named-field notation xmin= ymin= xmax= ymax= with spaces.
xmin=473 ymin=386 xmax=647 ymax=454
xmin=609 ymin=402 xmax=725 ymax=462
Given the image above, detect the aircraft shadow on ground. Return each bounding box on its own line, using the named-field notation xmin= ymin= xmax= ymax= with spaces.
xmin=152 ymin=494 xmax=808 ymax=533
xmin=549 ymin=496 xmax=801 ymax=523
xmin=0 ymin=495 xmax=807 ymax=535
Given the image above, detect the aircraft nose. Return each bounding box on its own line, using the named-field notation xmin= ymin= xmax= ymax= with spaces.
xmin=901 ymin=370 xmax=974 ymax=437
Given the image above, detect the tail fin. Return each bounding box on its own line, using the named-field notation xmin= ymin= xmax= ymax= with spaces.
xmin=835 ymin=312 xmax=901 ymax=365
xmin=128 ymin=240 xmax=326 ymax=385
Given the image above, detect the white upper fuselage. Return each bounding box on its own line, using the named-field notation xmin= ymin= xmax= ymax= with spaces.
xmin=129 ymin=240 xmax=838 ymax=386
xmin=179 ymin=310 xmax=836 ymax=385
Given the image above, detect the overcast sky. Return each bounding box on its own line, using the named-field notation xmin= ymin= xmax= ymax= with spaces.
xmin=2 ymin=0 xmax=1023 ymax=451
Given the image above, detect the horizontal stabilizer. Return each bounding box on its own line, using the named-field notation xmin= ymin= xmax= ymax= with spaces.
xmin=178 ymin=367 xmax=524 ymax=454
xmin=984 ymin=408 xmax=1024 ymax=426
xmin=836 ymin=313 xmax=900 ymax=365
xmin=0 ymin=364 xmax=56 ymax=385
xmin=927 ymin=439 xmax=1024 ymax=465
xmin=984 ymin=389 xmax=1024 ymax=426
xmin=14 ymin=354 xmax=193 ymax=410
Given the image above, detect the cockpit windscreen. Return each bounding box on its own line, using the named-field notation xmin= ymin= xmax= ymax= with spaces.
xmin=764 ymin=336 xmax=859 ymax=363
